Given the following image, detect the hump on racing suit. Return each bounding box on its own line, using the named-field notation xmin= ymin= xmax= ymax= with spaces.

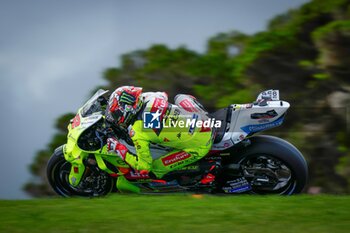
xmin=174 ymin=94 xmax=208 ymax=116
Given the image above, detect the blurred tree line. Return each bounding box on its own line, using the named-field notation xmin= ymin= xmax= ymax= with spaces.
xmin=24 ymin=0 xmax=350 ymax=196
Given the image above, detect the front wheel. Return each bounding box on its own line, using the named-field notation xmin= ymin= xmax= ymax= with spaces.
xmin=228 ymin=135 xmax=308 ymax=195
xmin=46 ymin=145 xmax=114 ymax=197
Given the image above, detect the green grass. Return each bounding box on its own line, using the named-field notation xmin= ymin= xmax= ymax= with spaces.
xmin=0 ymin=195 xmax=349 ymax=233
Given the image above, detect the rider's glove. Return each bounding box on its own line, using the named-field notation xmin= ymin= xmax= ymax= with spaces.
xmin=107 ymin=137 xmax=128 ymax=160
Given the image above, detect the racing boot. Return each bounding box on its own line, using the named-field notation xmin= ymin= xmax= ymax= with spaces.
xmin=199 ymin=160 xmax=221 ymax=185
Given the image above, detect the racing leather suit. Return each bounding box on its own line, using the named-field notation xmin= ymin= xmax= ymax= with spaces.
xmin=124 ymin=92 xmax=214 ymax=178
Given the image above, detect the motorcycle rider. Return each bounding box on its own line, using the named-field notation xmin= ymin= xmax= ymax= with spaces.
xmin=106 ymin=86 xmax=216 ymax=183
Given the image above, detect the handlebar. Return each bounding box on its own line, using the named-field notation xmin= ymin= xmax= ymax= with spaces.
xmin=98 ymin=119 xmax=134 ymax=146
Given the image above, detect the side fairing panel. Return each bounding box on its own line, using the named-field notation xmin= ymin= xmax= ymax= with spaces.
xmin=212 ymin=101 xmax=290 ymax=150
xmin=231 ymin=101 xmax=290 ymax=134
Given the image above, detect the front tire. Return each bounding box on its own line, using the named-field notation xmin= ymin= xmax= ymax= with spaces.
xmin=46 ymin=145 xmax=114 ymax=197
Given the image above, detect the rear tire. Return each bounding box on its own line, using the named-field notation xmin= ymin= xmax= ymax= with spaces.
xmin=47 ymin=145 xmax=114 ymax=197
xmin=228 ymin=135 xmax=308 ymax=195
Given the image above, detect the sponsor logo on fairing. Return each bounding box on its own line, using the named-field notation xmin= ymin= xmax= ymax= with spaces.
xmin=240 ymin=116 xmax=284 ymax=134
xmin=71 ymin=114 xmax=80 ymax=129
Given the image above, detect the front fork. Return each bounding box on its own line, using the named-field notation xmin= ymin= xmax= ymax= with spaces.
xmin=63 ymin=144 xmax=129 ymax=187
xmin=62 ymin=144 xmax=87 ymax=187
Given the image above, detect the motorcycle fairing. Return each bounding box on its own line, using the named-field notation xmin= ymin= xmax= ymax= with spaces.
xmin=211 ymin=90 xmax=290 ymax=151
xmin=63 ymin=89 xmax=114 ymax=186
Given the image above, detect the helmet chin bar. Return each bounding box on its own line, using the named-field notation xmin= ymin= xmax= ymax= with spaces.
xmin=108 ymin=86 xmax=143 ymax=127
xmin=122 ymin=112 xmax=133 ymax=126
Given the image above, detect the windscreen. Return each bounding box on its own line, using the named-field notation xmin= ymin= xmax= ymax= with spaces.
xmin=81 ymin=89 xmax=109 ymax=117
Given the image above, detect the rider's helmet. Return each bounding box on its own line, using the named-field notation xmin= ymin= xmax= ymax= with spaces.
xmin=108 ymin=86 xmax=143 ymax=127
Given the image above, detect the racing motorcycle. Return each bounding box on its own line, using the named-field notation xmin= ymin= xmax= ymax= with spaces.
xmin=47 ymin=89 xmax=308 ymax=196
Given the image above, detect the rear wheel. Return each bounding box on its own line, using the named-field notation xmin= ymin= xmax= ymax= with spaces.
xmin=228 ymin=135 xmax=308 ymax=195
xmin=47 ymin=145 xmax=114 ymax=197
xmin=239 ymin=154 xmax=297 ymax=194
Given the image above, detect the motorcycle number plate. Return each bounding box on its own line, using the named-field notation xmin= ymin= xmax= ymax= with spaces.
xmin=257 ymin=90 xmax=280 ymax=101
